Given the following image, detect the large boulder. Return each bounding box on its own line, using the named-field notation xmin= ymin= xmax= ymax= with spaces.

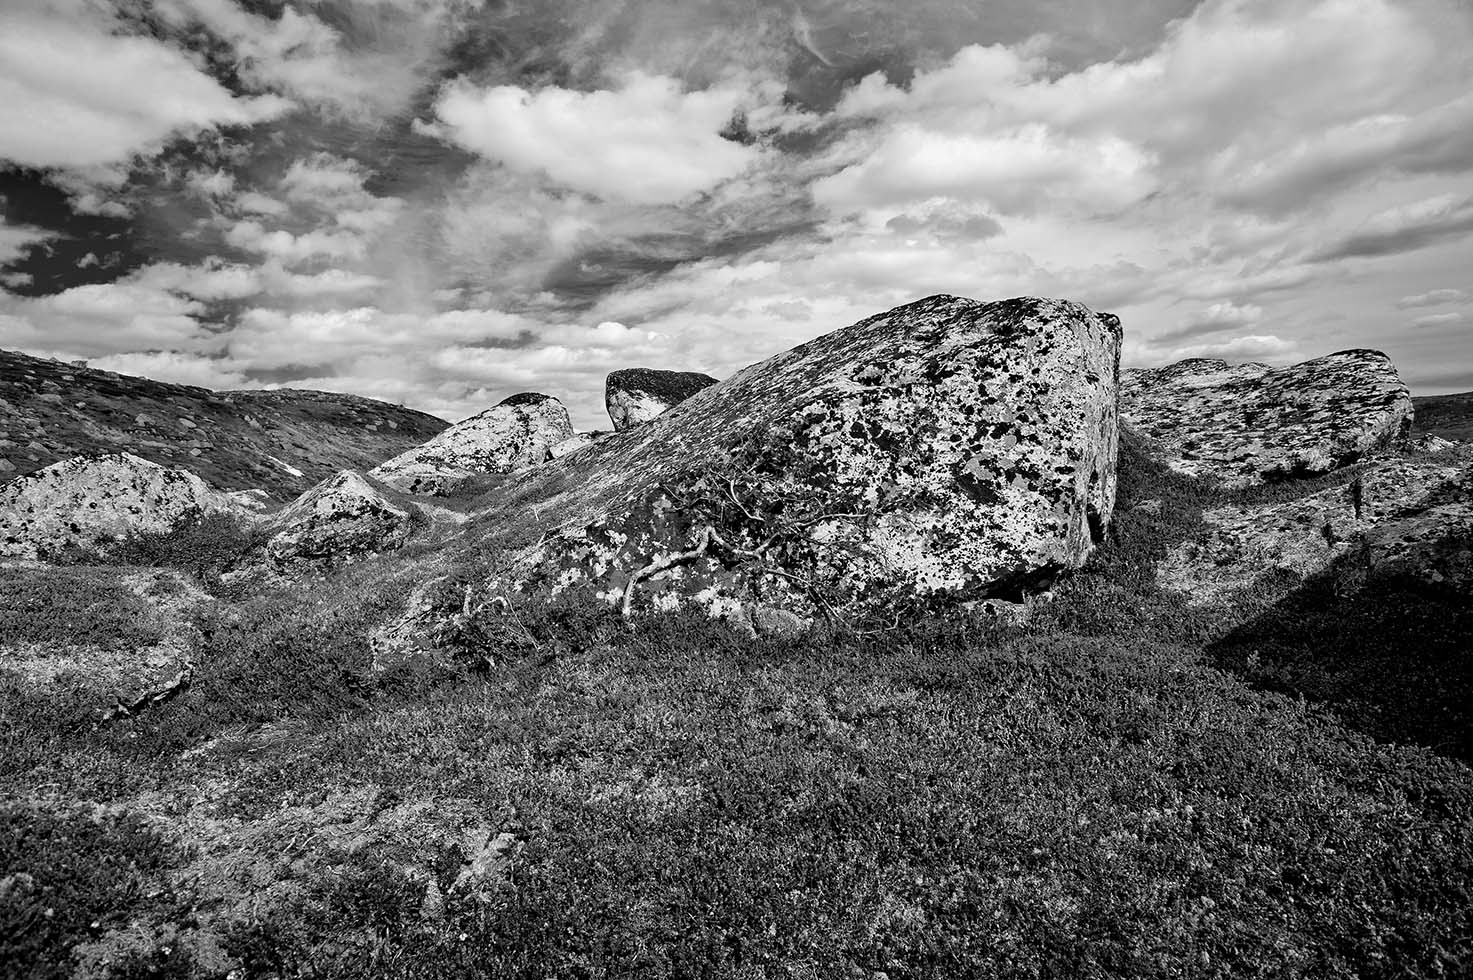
xmin=1121 ymin=351 xmax=1412 ymax=487
xmin=470 ymin=295 xmax=1121 ymax=622
xmin=266 ymin=470 xmax=416 ymax=564
xmin=605 ymin=368 xmax=719 ymax=432
xmin=369 ymin=393 xmax=574 ymax=496
xmin=1156 ymin=445 xmax=1473 ymax=604
xmin=0 ymin=453 xmax=244 ymax=560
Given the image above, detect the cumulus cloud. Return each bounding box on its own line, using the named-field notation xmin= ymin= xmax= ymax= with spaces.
xmin=425 ymin=73 xmax=765 ymax=205
xmin=224 ymin=220 xmax=367 ymax=266
xmin=1160 ymin=333 xmax=1297 ymax=362
xmin=0 ymin=281 xmax=214 ymax=356
xmin=88 ymin=350 xmax=249 ymax=390
xmin=0 ymin=218 xmax=51 ymax=266
xmin=0 ymin=5 xmax=288 ymax=170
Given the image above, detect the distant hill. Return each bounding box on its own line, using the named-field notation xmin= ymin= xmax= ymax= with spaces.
xmin=0 ymin=349 xmax=448 ymax=499
xmin=1413 ymin=391 xmax=1473 ymax=442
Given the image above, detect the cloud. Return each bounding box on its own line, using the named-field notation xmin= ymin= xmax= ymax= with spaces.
xmin=0 ymin=218 xmax=51 ymax=266
xmin=0 ymin=281 xmax=214 ymax=356
xmin=1159 ymin=333 xmax=1297 ymax=362
xmin=1395 ymin=288 xmax=1468 ymax=309
xmin=813 ymin=124 xmax=1158 ymax=216
xmin=154 ymin=0 xmax=464 ymax=120
xmin=1312 ymin=194 xmax=1473 ymax=261
xmin=88 ymin=350 xmax=248 ymax=390
xmin=1147 ymin=302 xmax=1264 ymax=345
xmin=424 ymin=72 xmax=765 ymax=205
xmin=224 ymin=220 xmax=367 ymax=266
xmin=1410 ymin=311 xmax=1465 ymax=328
xmin=0 ymin=5 xmax=288 ymax=170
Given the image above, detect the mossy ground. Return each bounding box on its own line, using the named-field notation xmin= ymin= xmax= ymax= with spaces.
xmin=1 ymin=439 xmax=1470 ymax=979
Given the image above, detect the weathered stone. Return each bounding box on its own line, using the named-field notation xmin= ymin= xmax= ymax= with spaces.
xmin=550 ymin=432 xmax=609 ymax=459
xmin=0 ymin=453 xmax=244 ymax=560
xmin=266 ymin=470 xmax=416 ymax=564
xmin=369 ymin=393 xmax=574 ymax=495
xmin=1156 ymin=446 xmax=1473 ymax=604
xmin=1121 ymin=351 xmax=1412 ymax=488
xmin=478 ymin=295 xmax=1121 ymax=621
xmin=606 ymin=368 xmax=719 ymax=432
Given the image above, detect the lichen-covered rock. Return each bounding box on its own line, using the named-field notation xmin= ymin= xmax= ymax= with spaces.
xmin=550 ymin=432 xmax=609 ymax=459
xmin=605 ymin=368 xmax=719 ymax=432
xmin=369 ymin=393 xmax=574 ymax=495
xmin=1121 ymin=351 xmax=1412 ymax=487
xmin=0 ymin=453 xmax=243 ymax=560
xmin=469 ymin=295 xmax=1120 ymax=622
xmin=266 ymin=470 xmax=416 ymax=564
xmin=1156 ymin=446 xmax=1473 ymax=604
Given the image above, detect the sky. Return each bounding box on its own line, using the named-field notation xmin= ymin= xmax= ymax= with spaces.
xmin=1 ymin=0 xmax=1471 ymax=430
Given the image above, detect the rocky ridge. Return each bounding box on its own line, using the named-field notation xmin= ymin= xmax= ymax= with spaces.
xmin=0 ymin=348 xmax=447 ymax=499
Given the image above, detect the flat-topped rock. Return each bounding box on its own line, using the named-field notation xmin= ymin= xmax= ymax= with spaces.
xmin=606 ymin=368 xmax=719 ymax=431
xmin=0 ymin=453 xmax=244 ymax=560
xmin=452 ymin=295 xmax=1121 ymax=625
xmin=266 ymin=470 xmax=416 ymax=565
xmin=1121 ymin=351 xmax=1412 ymax=487
xmin=369 ymin=393 xmax=574 ymax=496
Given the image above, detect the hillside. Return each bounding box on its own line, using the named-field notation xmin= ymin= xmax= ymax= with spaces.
xmin=1413 ymin=391 xmax=1473 ymax=442
xmin=0 ymin=349 xmax=449 ymax=499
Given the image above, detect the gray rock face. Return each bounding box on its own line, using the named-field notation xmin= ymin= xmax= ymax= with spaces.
xmin=549 ymin=432 xmax=608 ymax=459
xmin=605 ymin=368 xmax=719 ymax=432
xmin=266 ymin=470 xmax=415 ymax=564
xmin=1121 ymin=351 xmax=1412 ymax=488
xmin=472 ymin=295 xmax=1121 ymax=622
xmin=0 ymin=453 xmax=244 ymax=560
xmin=1157 ymin=446 xmax=1473 ymax=604
xmin=369 ymin=393 xmax=574 ymax=496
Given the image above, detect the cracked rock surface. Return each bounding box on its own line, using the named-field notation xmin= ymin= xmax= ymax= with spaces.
xmin=1121 ymin=351 xmax=1412 ymax=488
xmin=369 ymin=393 xmax=573 ymax=496
xmin=471 ymin=295 xmax=1121 ymax=621
xmin=0 ymin=453 xmax=245 ymax=560
xmin=605 ymin=368 xmax=719 ymax=431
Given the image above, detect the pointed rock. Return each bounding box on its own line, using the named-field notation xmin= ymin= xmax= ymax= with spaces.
xmin=369 ymin=393 xmax=574 ymax=496
xmin=266 ymin=470 xmax=415 ymax=564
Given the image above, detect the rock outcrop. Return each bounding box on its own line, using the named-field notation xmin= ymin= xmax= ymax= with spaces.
xmin=266 ymin=471 xmax=416 ymax=565
xmin=369 ymin=393 xmax=574 ymax=496
xmin=0 ymin=453 xmax=244 ymax=560
xmin=1157 ymin=446 xmax=1473 ymax=604
xmin=550 ymin=432 xmax=607 ymax=459
xmin=605 ymin=368 xmax=719 ymax=432
xmin=466 ymin=295 xmax=1121 ymax=624
xmin=1121 ymin=351 xmax=1412 ymax=487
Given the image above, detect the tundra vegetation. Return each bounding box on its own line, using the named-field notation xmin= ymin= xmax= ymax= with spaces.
xmin=2 ymin=429 xmax=1470 ymax=979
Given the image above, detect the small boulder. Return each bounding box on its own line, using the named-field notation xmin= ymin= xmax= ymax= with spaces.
xmin=1121 ymin=351 xmax=1412 ymax=487
xmin=266 ymin=471 xmax=415 ymax=564
xmin=369 ymin=393 xmax=574 ymax=496
xmin=0 ymin=453 xmax=244 ymax=560
xmin=605 ymin=368 xmax=719 ymax=432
